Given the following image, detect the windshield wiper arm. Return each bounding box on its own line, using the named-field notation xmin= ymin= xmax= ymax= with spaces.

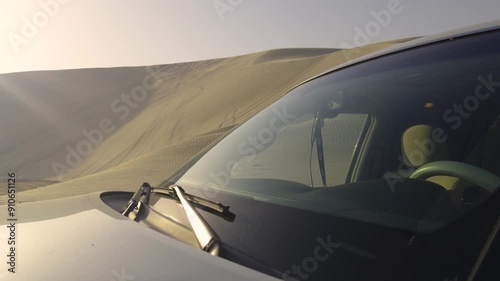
xmin=172 ymin=185 xmax=221 ymax=255
xmin=121 ymin=182 xmax=235 ymax=222
xmin=310 ymin=111 xmax=327 ymax=187
xmin=121 ymin=182 xmax=153 ymax=217
xmin=121 ymin=183 xmax=231 ymax=256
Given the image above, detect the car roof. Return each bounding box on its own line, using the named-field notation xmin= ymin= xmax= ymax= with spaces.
xmin=298 ymin=19 xmax=500 ymax=87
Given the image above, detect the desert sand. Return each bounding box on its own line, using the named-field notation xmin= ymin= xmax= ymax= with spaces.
xmin=0 ymin=40 xmax=406 ymax=204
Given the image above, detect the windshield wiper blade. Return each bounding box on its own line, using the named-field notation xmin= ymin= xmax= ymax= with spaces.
xmin=172 ymin=185 xmax=221 ymax=255
xmin=153 ymin=186 xmax=236 ymax=222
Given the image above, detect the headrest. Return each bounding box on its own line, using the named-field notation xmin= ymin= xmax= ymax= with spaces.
xmin=402 ymin=125 xmax=448 ymax=168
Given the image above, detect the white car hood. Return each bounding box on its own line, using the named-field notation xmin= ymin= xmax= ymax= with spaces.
xmin=0 ymin=193 xmax=280 ymax=281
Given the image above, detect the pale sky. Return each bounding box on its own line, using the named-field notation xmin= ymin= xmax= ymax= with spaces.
xmin=1 ymin=0 xmax=499 ymax=74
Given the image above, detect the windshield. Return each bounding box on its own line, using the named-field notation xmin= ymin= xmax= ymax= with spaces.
xmin=173 ymin=30 xmax=500 ymax=234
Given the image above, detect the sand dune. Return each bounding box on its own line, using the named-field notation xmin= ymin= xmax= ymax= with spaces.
xmin=0 ymin=39 xmax=411 ymax=203
xmin=253 ymin=48 xmax=340 ymax=64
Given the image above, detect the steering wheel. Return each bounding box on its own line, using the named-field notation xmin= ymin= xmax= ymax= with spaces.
xmin=410 ymin=161 xmax=500 ymax=192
